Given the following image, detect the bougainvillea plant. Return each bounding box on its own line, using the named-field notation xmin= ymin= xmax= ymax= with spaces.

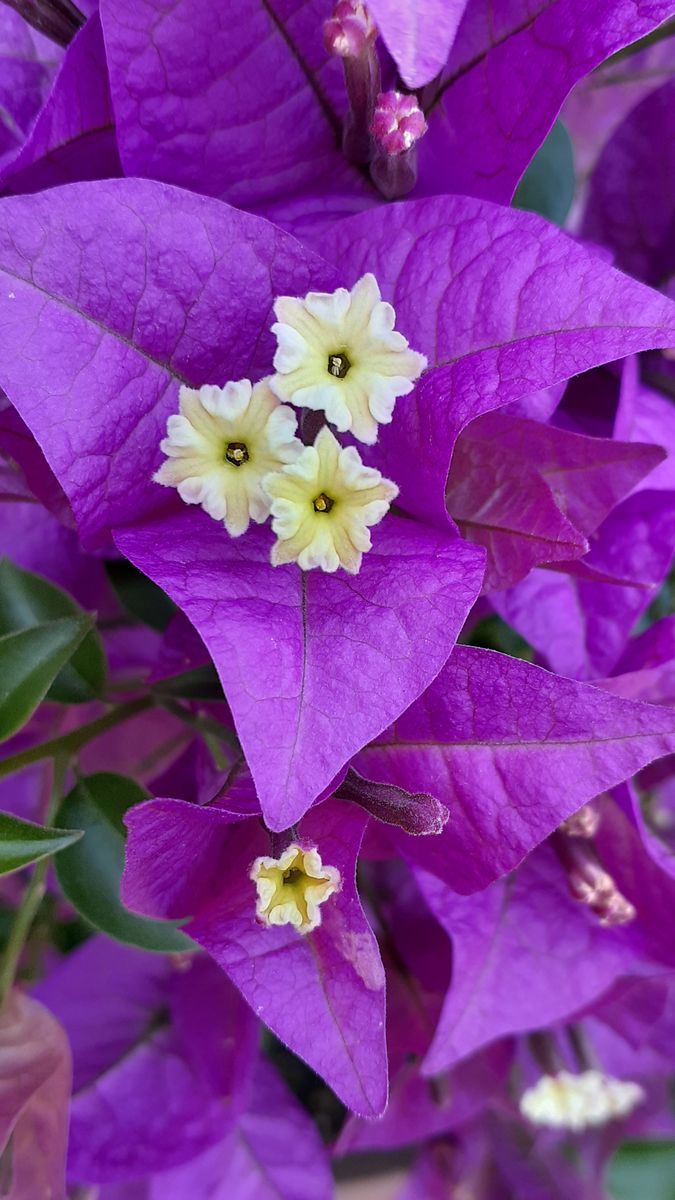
xmin=2 ymin=3 xmax=675 ymax=1198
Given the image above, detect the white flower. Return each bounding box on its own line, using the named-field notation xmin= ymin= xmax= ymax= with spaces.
xmin=154 ymin=379 xmax=302 ymax=536
xmin=263 ymin=424 xmax=398 ymax=574
xmin=250 ymin=843 xmax=341 ymax=934
xmin=270 ymin=273 xmax=427 ymax=444
xmin=520 ymin=1070 xmax=645 ymax=1132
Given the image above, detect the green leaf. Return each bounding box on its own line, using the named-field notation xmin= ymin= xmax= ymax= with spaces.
xmin=153 ymin=664 xmax=224 ymax=700
xmin=0 ymin=811 xmax=83 ymax=875
xmin=0 ymin=617 xmax=93 ymax=741
xmin=514 ymin=120 xmax=575 ymax=226
xmin=607 ymin=1141 xmax=675 ymax=1200
xmin=0 ymin=559 xmax=107 ymax=703
xmin=105 ymin=560 xmax=176 ymax=632
xmin=55 ymin=772 xmax=192 ymax=953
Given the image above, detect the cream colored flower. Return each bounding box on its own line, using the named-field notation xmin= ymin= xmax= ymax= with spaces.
xmin=250 ymin=843 xmax=341 ymax=934
xmin=154 ymin=379 xmax=302 ymax=536
xmin=263 ymin=424 xmax=398 ymax=574
xmin=270 ymin=272 xmax=427 ymax=444
xmin=520 ymin=1069 xmax=644 ymax=1132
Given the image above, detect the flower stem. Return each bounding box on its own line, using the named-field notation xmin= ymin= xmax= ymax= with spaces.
xmin=0 ymin=696 xmax=154 ymax=781
xmin=0 ymin=756 xmax=68 ymax=1005
xmin=155 ymin=696 xmax=239 ymax=751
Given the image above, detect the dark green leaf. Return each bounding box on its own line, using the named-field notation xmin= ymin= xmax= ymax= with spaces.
xmin=0 ymin=617 xmax=92 ymax=740
xmin=105 ymin=560 xmax=176 ymax=632
xmin=607 ymin=1140 xmax=675 ymax=1200
xmin=464 ymin=616 xmax=533 ymax=661
xmin=55 ymin=772 xmax=192 ymax=952
xmin=0 ymin=810 xmax=82 ymax=875
xmin=153 ymin=664 xmax=224 ymax=700
xmin=514 ymin=120 xmax=575 ymax=226
xmin=607 ymin=17 xmax=675 ymax=65
xmin=0 ymin=559 xmax=107 ymax=702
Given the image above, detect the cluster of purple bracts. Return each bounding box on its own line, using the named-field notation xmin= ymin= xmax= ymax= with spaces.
xmin=2 ymin=2 xmax=675 ymax=1197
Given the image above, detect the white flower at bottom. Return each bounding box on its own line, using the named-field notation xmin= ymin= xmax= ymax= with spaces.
xmin=250 ymin=843 xmax=341 ymax=934
xmin=154 ymin=379 xmax=302 ymax=537
xmin=270 ymin=272 xmax=427 ymax=444
xmin=263 ymin=425 xmax=398 ymax=574
xmin=520 ymin=1069 xmax=645 ymax=1132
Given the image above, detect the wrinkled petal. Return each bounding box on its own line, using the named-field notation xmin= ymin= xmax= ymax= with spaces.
xmin=116 ymin=512 xmax=485 ymax=830
xmin=326 ymin=196 xmax=675 ymax=527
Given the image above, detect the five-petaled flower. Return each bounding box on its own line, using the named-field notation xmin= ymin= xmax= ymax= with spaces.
xmin=520 ymin=1070 xmax=645 ymax=1131
xmin=250 ymin=843 xmax=341 ymax=933
xmin=264 ymin=425 xmax=398 ymax=573
xmin=270 ymin=273 xmax=427 ymax=445
xmin=154 ymin=379 xmax=301 ymax=536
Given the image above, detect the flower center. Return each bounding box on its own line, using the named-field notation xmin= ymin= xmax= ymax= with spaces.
xmin=313 ymin=492 xmax=335 ymax=513
xmin=250 ymin=842 xmax=341 ymax=934
xmin=283 ymin=867 xmax=305 ymax=886
xmin=225 ymin=441 xmax=249 ymax=467
xmin=327 ymin=351 xmax=351 ymax=379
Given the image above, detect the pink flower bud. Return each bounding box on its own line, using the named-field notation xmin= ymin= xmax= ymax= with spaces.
xmin=371 ymin=90 xmax=428 ymax=156
xmin=559 ymin=802 xmax=601 ymax=839
xmin=554 ymin=834 xmax=636 ymax=927
xmin=324 ymin=1 xmax=377 ymax=59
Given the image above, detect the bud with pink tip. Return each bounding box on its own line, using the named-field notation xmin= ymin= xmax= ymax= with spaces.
xmin=559 ymin=801 xmax=601 ymax=839
xmin=370 ymin=91 xmax=428 ymax=199
xmin=552 ymin=833 xmax=636 ymax=927
xmin=371 ymin=91 xmax=428 ymax=156
xmin=323 ymin=0 xmax=377 ymax=58
xmin=324 ymin=1 xmax=379 ymax=164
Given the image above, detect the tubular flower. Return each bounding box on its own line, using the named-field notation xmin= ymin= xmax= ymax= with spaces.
xmin=520 ymin=1070 xmax=645 ymax=1131
xmin=154 ymin=379 xmax=302 ymax=536
xmin=250 ymin=843 xmax=341 ymax=934
xmin=263 ymin=424 xmax=398 ymax=573
xmin=270 ymin=273 xmax=427 ymax=444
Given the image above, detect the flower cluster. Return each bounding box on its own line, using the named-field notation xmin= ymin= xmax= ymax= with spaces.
xmin=1 ymin=2 xmax=675 ymax=1199
xmin=155 ymin=273 xmax=424 ymax=573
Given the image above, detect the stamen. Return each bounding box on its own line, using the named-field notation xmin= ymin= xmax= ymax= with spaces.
xmin=370 ymin=91 xmax=428 ymax=199
xmin=327 ymin=352 xmax=351 ymax=379
xmin=324 ymin=1 xmax=380 ymax=164
xmin=313 ymin=492 xmax=334 ymax=513
xmin=225 ymin=441 xmax=249 ymax=466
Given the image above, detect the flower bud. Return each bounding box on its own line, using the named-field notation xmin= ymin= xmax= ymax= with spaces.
xmin=552 ymin=833 xmax=636 ymax=926
xmin=323 ymin=0 xmax=377 ymax=58
xmin=559 ymin=802 xmax=601 ymax=838
xmin=324 ymin=1 xmax=380 ymax=164
xmin=3 ymin=0 xmax=85 ymax=48
xmin=370 ymin=91 xmax=427 ymax=199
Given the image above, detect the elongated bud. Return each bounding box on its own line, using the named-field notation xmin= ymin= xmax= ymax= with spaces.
xmin=324 ymin=1 xmax=380 ymax=164
xmin=552 ymin=833 xmax=636 ymax=926
xmin=323 ymin=0 xmax=377 ymax=57
xmin=370 ymin=91 xmax=428 ymax=199
xmin=2 ymin=0 xmax=85 ymax=47
xmin=559 ymin=802 xmax=601 ymax=839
